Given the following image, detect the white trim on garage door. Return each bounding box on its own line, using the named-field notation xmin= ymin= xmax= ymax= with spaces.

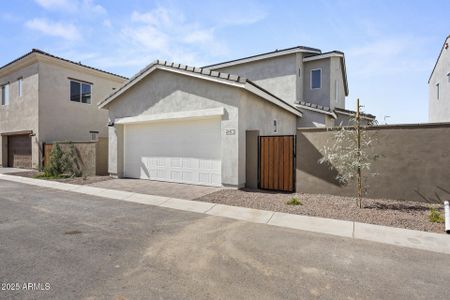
xmin=123 ymin=117 xmax=222 ymax=186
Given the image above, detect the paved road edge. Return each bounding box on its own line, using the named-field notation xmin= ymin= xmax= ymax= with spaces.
xmin=1 ymin=174 xmax=449 ymax=255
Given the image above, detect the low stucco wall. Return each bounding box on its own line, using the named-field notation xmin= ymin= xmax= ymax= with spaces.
xmin=297 ymin=123 xmax=450 ymax=203
xmin=44 ymin=141 xmax=99 ymax=176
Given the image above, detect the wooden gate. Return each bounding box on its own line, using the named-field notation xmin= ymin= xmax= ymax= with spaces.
xmin=259 ymin=135 xmax=295 ymax=192
xmin=43 ymin=143 xmax=53 ymax=167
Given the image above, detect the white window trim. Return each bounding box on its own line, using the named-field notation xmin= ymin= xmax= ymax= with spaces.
xmin=70 ymin=79 xmax=92 ymax=105
xmin=18 ymin=77 xmax=23 ymax=98
xmin=1 ymin=83 xmax=10 ymax=106
xmin=310 ymin=68 xmax=322 ymax=90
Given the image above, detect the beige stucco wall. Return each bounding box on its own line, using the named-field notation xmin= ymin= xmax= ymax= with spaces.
xmin=106 ymin=70 xmax=240 ymax=185
xmin=297 ymin=124 xmax=450 ymax=202
xmin=329 ymin=57 xmax=346 ymax=109
xmin=429 ymin=36 xmax=450 ymax=122
xmin=0 ymin=62 xmax=40 ymax=168
xmin=105 ymin=69 xmax=298 ymax=187
xmin=38 ymin=60 xmax=125 ymax=143
xmin=303 ymin=58 xmax=331 ymax=108
xmin=209 ymin=54 xmax=299 ymax=105
xmin=238 ymin=89 xmax=297 ymax=185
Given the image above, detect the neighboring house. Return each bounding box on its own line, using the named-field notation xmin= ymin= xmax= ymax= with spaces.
xmin=204 ymin=46 xmax=375 ymax=127
xmin=99 ymin=45 xmax=375 ymax=188
xmin=429 ymin=34 xmax=450 ymax=122
xmin=0 ymin=49 xmax=127 ymax=172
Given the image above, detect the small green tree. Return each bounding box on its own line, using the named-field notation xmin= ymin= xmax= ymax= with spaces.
xmin=44 ymin=143 xmax=68 ymax=177
xmin=44 ymin=142 xmax=83 ymax=178
xmin=62 ymin=143 xmax=82 ymax=177
xmin=319 ymin=99 xmax=378 ymax=208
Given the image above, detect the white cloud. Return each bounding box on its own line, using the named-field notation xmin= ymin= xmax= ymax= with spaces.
xmin=25 ymin=18 xmax=81 ymax=41
xmin=34 ymin=0 xmax=76 ymax=11
xmin=119 ymin=7 xmax=228 ymax=66
xmin=34 ymin=0 xmax=105 ymax=15
xmin=346 ymin=36 xmax=432 ymax=77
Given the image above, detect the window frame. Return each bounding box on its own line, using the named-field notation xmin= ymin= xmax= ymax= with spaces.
xmin=69 ymin=79 xmax=92 ymax=104
xmin=310 ymin=68 xmax=322 ymax=90
xmin=436 ymin=83 xmax=440 ymax=100
xmin=335 ymin=79 xmax=339 ymax=103
xmin=1 ymin=83 xmax=10 ymax=106
xmin=18 ymin=77 xmax=23 ymax=97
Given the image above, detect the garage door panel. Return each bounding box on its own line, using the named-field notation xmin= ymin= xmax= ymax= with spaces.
xmin=124 ymin=118 xmax=222 ymax=186
xmin=8 ymin=135 xmax=32 ymax=169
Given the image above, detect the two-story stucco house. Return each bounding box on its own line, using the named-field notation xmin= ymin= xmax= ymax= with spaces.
xmin=0 ymin=49 xmax=127 ymax=170
xmin=429 ymin=34 xmax=450 ymax=122
xmin=99 ymin=45 xmax=376 ymax=189
xmin=204 ymin=47 xmax=375 ymax=127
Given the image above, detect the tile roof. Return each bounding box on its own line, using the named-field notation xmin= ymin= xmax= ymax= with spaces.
xmin=295 ymin=101 xmax=376 ymax=120
xmin=0 ymin=48 xmax=128 ymax=80
xmin=203 ymin=45 xmax=321 ymax=69
xmin=296 ymin=101 xmax=332 ymax=112
xmin=99 ymin=60 xmax=301 ymax=117
xmin=334 ymin=107 xmax=376 ymax=119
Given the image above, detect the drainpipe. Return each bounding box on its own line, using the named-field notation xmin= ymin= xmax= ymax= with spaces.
xmin=445 ymin=201 xmax=450 ymax=234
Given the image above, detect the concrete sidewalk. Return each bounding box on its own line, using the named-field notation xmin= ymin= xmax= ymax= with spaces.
xmin=0 ymin=173 xmax=449 ymax=255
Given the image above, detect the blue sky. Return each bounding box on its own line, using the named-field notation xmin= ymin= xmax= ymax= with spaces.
xmin=0 ymin=0 xmax=448 ymax=124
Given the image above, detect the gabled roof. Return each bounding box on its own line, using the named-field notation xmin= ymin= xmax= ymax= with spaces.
xmin=295 ymin=101 xmax=337 ymax=118
xmin=98 ymin=60 xmax=302 ymax=117
xmin=303 ymin=51 xmax=349 ymax=96
xmin=203 ymin=45 xmax=321 ymax=69
xmin=294 ymin=101 xmax=376 ymax=121
xmin=428 ymin=34 xmax=450 ymax=83
xmin=0 ymin=48 xmax=127 ymax=80
xmin=334 ymin=107 xmax=376 ymax=120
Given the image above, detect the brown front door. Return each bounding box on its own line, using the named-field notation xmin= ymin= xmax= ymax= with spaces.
xmin=259 ymin=135 xmax=295 ymax=192
xmin=8 ymin=135 xmax=32 ymax=168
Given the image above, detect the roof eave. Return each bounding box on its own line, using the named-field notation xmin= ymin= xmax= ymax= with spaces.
xmin=428 ymin=35 xmax=450 ymax=83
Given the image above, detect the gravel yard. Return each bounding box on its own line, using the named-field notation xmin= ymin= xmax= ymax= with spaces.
xmin=7 ymin=171 xmax=112 ymax=185
xmin=195 ymin=189 xmax=446 ymax=233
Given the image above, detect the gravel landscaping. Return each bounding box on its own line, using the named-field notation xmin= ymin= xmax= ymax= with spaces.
xmin=7 ymin=171 xmax=113 ymax=185
xmin=195 ymin=189 xmax=446 ymax=233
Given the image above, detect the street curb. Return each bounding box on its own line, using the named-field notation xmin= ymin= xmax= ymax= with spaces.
xmin=1 ymin=174 xmax=449 ymax=255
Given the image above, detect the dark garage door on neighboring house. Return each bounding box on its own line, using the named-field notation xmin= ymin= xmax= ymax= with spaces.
xmin=8 ymin=134 xmax=32 ymax=168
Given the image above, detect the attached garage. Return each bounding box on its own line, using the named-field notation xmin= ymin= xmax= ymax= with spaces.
xmin=123 ymin=117 xmax=222 ymax=186
xmin=8 ymin=134 xmax=32 ymax=168
xmin=100 ymin=60 xmax=301 ymax=187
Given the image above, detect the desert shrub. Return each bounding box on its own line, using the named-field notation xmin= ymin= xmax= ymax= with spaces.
xmin=44 ymin=142 xmax=82 ymax=178
xmin=429 ymin=208 xmax=444 ymax=223
xmin=287 ymin=196 xmax=302 ymax=206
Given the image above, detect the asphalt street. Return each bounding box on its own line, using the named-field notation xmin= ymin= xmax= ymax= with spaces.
xmin=0 ymin=180 xmax=449 ymax=299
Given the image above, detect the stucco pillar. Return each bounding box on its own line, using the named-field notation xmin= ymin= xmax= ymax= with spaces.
xmin=108 ymin=124 xmax=124 ymax=177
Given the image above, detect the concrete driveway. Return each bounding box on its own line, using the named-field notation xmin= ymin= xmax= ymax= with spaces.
xmin=90 ymin=178 xmax=222 ymax=199
xmin=0 ymin=167 xmax=32 ymax=174
xmin=1 ymin=180 xmax=449 ymax=300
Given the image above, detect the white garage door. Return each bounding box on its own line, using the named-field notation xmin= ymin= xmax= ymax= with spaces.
xmin=124 ymin=118 xmax=222 ymax=186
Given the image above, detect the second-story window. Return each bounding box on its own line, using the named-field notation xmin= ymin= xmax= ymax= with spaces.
xmin=1 ymin=83 xmax=10 ymax=106
xmin=437 ymin=83 xmax=440 ymax=100
xmin=311 ymin=69 xmax=321 ymax=89
xmin=335 ymin=80 xmax=339 ymax=103
xmin=18 ymin=77 xmax=23 ymax=97
xmin=70 ymin=80 xmax=92 ymax=104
